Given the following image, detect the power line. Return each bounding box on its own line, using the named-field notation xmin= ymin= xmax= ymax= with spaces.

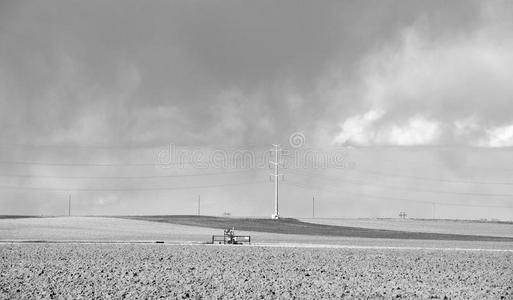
xmin=0 ymin=141 xmax=271 ymax=150
xmin=0 ymin=180 xmax=267 ymax=192
xmin=298 ymin=146 xmax=513 ymax=173
xmin=349 ymin=168 xmax=513 ymax=186
xmin=0 ymin=152 xmax=270 ymax=167
xmin=297 ymin=153 xmax=513 ymax=185
xmin=0 ymin=169 xmax=261 ymax=180
xmin=372 ymin=157 xmax=513 ymax=173
xmin=287 ymin=180 xmax=513 ymax=208
xmin=4 ymin=142 xmax=513 ymax=173
xmin=283 ymin=181 xmax=513 ymax=209
xmin=0 ymin=142 xmax=163 ymax=150
xmin=0 ymin=160 xmax=161 ymax=167
xmin=287 ymin=169 xmax=513 ymax=199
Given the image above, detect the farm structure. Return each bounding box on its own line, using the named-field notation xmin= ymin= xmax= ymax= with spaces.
xmin=212 ymin=228 xmax=251 ymax=245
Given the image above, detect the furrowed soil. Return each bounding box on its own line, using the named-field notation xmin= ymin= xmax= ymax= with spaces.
xmin=300 ymin=218 xmax=513 ymax=238
xmin=124 ymin=215 xmax=513 ymax=242
xmin=1 ymin=244 xmax=512 ymax=299
xmin=3 ymin=217 xmax=513 ymax=250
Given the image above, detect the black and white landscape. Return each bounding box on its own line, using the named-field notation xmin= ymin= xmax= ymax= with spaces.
xmin=1 ymin=1 xmax=512 ymax=298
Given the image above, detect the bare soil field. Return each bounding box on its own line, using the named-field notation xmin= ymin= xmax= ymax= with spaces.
xmin=0 ymin=217 xmax=213 ymax=242
xmin=301 ymin=218 xmax=513 ymax=238
xmin=2 ymin=217 xmax=513 ymax=250
xmin=1 ymin=243 xmax=512 ymax=299
xmin=124 ymin=215 xmax=513 ymax=242
xmin=0 ymin=216 xmax=40 ymax=220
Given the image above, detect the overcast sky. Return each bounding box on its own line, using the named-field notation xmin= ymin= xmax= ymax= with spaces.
xmin=1 ymin=0 xmax=513 ymax=219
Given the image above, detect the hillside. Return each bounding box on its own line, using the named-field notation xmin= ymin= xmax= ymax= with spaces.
xmin=122 ymin=215 xmax=513 ymax=242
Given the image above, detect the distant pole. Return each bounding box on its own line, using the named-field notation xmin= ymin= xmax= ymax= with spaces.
xmin=312 ymin=196 xmax=315 ymax=218
xmin=432 ymin=202 xmax=435 ymax=219
xmin=198 ymin=195 xmax=201 ymax=216
xmin=68 ymin=194 xmax=71 ymax=217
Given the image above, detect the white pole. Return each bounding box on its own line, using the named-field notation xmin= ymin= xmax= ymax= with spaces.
xmin=198 ymin=195 xmax=201 ymax=216
xmin=312 ymin=196 xmax=315 ymax=218
xmin=269 ymin=144 xmax=282 ymax=219
xmin=274 ymin=144 xmax=279 ymax=218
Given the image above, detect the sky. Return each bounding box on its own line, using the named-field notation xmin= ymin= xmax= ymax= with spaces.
xmin=1 ymin=0 xmax=513 ymax=219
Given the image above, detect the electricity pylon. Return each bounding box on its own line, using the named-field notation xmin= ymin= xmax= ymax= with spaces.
xmin=269 ymin=144 xmax=284 ymax=219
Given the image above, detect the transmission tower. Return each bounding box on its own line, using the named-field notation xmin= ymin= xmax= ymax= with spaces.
xmin=269 ymin=144 xmax=284 ymax=219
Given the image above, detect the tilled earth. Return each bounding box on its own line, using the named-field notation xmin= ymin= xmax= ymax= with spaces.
xmin=1 ymin=244 xmax=512 ymax=299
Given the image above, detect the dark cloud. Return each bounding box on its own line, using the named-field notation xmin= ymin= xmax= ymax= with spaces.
xmin=2 ymin=0 xmax=513 ymax=219
xmin=0 ymin=0 xmax=486 ymax=147
xmin=333 ymin=1 xmax=513 ymax=147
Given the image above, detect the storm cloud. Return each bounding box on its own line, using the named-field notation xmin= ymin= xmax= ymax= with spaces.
xmin=333 ymin=1 xmax=513 ymax=146
xmin=1 ymin=0 xmax=512 ymax=219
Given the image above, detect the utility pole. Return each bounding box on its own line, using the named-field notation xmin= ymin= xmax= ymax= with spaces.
xmin=68 ymin=194 xmax=71 ymax=217
xmin=432 ymin=202 xmax=435 ymax=219
xmin=269 ymin=144 xmax=283 ymax=219
xmin=312 ymin=196 xmax=315 ymax=218
xmin=198 ymin=195 xmax=201 ymax=216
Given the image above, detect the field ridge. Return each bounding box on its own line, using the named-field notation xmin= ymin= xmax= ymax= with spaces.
xmin=121 ymin=215 xmax=513 ymax=242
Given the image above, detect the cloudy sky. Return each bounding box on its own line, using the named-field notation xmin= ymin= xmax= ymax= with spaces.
xmin=1 ymin=0 xmax=513 ymax=219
